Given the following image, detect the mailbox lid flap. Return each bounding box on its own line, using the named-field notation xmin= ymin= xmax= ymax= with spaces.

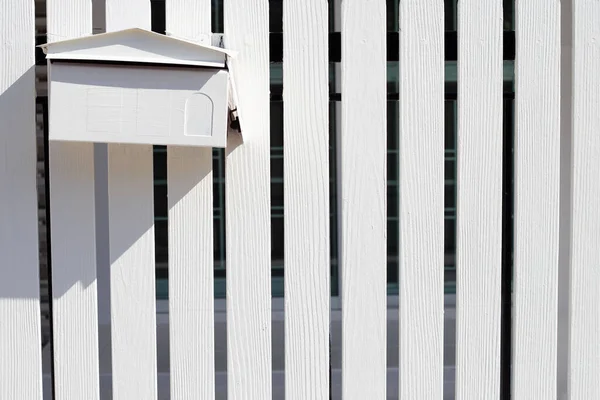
xmin=40 ymin=28 xmax=235 ymax=68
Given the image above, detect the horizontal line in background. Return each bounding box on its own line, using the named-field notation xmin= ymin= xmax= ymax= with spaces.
xmin=35 ymin=31 xmax=516 ymax=65
xmin=270 ymin=92 xmax=516 ymax=101
xmin=269 ymin=31 xmax=516 ymax=62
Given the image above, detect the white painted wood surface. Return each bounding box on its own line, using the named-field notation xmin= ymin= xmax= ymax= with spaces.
xmin=456 ymin=0 xmax=503 ymax=398
xmin=47 ymin=7 xmax=100 ymax=398
xmin=165 ymin=0 xmax=211 ymax=44
xmin=224 ymin=0 xmax=272 ymax=398
xmin=398 ymin=1 xmax=445 ymax=398
xmin=47 ymin=4 xmax=101 ymax=393
xmin=105 ymin=2 xmax=157 ymax=399
xmin=513 ymin=1 xmax=560 ymax=398
xmin=49 ymin=142 xmax=99 ymax=400
xmin=0 ymin=1 xmax=42 ymax=398
xmin=167 ymin=148 xmax=214 ymax=399
xmin=107 ymin=145 xmax=157 ymax=399
xmin=105 ymin=0 xmax=150 ymax=32
xmin=340 ymin=0 xmax=387 ymax=398
xmin=4 ymin=1 xmax=600 ymax=397
xmin=166 ymin=0 xmax=215 ymax=398
xmin=283 ymin=0 xmax=330 ymax=398
xmin=570 ymin=0 xmax=600 ymax=398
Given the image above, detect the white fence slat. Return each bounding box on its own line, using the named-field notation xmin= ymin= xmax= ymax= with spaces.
xmin=49 ymin=143 xmax=100 ymax=400
xmin=224 ymin=0 xmax=272 ymax=398
xmin=456 ymin=0 xmax=503 ymax=397
xmin=93 ymin=0 xmax=110 ymax=331
xmin=167 ymin=149 xmax=214 ymax=399
xmin=166 ymin=1 xmax=214 ymax=399
xmin=340 ymin=0 xmax=387 ymax=398
xmin=398 ymin=0 xmax=445 ymax=398
xmin=513 ymin=1 xmax=560 ymax=398
xmin=104 ymin=2 xmax=156 ymax=399
xmin=283 ymin=0 xmax=330 ymax=398
xmin=0 ymin=1 xmax=42 ymax=398
xmin=166 ymin=0 xmax=211 ymax=42
xmin=107 ymin=145 xmax=157 ymax=399
xmin=47 ymin=1 xmax=100 ymax=398
xmin=570 ymin=1 xmax=600 ymax=398
xmin=105 ymin=0 xmax=151 ymax=32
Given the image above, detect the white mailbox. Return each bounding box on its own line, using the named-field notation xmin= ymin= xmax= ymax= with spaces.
xmin=40 ymin=28 xmax=238 ymax=148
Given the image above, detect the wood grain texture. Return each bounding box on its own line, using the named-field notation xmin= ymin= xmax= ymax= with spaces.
xmin=165 ymin=0 xmax=211 ymax=43
xmin=107 ymin=144 xmax=157 ymax=400
xmin=570 ymin=1 xmax=600 ymax=398
xmin=398 ymin=1 xmax=445 ymax=398
xmin=165 ymin=2 xmax=214 ymax=399
xmin=47 ymin=0 xmax=92 ymax=40
xmin=104 ymin=4 xmax=156 ymax=399
xmin=167 ymin=147 xmax=214 ymax=400
xmin=49 ymin=142 xmax=101 ymax=400
xmin=283 ymin=0 xmax=330 ymax=398
xmin=105 ymin=0 xmax=151 ymax=32
xmin=340 ymin=0 xmax=387 ymax=398
xmin=0 ymin=1 xmax=42 ymax=398
xmin=224 ymin=0 xmax=272 ymax=398
xmin=455 ymin=0 xmax=503 ymax=398
xmin=47 ymin=1 xmax=101 ymax=398
xmin=513 ymin=1 xmax=561 ymax=398
xmin=99 ymin=0 xmax=149 ymax=332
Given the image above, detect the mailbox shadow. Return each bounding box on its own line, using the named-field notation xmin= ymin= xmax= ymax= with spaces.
xmin=47 ymin=63 xmax=216 ymax=299
xmin=166 ymin=146 xmax=214 ymax=208
xmin=225 ymin=124 xmax=244 ymax=156
xmin=104 ymin=143 xmax=159 ymax=271
xmin=38 ymin=61 xmax=234 ymax=315
xmin=0 ymin=68 xmax=46 ymax=301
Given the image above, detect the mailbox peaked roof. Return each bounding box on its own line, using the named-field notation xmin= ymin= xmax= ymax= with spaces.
xmin=39 ymin=28 xmax=236 ymax=68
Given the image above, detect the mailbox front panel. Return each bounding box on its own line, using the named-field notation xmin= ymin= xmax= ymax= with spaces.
xmin=49 ymin=63 xmax=228 ymax=147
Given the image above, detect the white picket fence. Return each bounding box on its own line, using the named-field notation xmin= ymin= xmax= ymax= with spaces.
xmin=1 ymin=0 xmax=599 ymax=398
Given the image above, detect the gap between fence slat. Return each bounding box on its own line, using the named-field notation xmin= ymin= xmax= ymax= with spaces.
xmin=455 ymin=0 xmax=504 ymax=397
